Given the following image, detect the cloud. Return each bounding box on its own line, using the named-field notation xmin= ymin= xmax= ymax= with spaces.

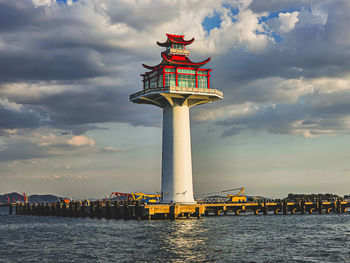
xmin=0 ymin=97 xmax=48 ymax=129
xmin=192 ymin=103 xmax=258 ymax=122
xmin=67 ymin=135 xmax=95 ymax=146
xmin=0 ymin=128 xmax=99 ymax=161
xmin=0 ymin=0 xmax=350 ymax=141
xmin=102 ymin=147 xmax=123 ymax=152
xmin=276 ymin=11 xmax=300 ymax=33
xmin=216 ymin=76 xmax=350 ymax=137
xmin=31 ymin=0 xmax=53 ymax=7
xmin=40 ymin=174 xmax=88 ymax=180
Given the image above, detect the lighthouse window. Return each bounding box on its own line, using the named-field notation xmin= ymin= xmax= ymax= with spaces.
xmin=145 ymin=79 xmax=150 ymax=89
xmin=178 ymin=74 xmax=195 ymax=88
xmin=178 ymin=69 xmax=195 ymax=74
xmin=172 ymin=44 xmax=184 ymax=49
xmin=197 ymin=70 xmax=207 ymax=76
xmin=165 ymin=73 xmax=176 ymax=86
xmin=198 ymin=75 xmax=208 ymax=89
xmin=150 ymin=76 xmax=158 ymax=89
xmin=165 ymin=68 xmax=176 ymax=72
xmin=150 ymin=71 xmax=157 ymax=78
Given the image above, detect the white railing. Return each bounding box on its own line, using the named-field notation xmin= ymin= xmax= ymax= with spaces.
xmin=169 ymin=48 xmax=190 ymax=56
xmin=130 ymin=86 xmax=223 ymax=100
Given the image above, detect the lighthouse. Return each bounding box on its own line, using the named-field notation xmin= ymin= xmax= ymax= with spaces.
xmin=130 ymin=34 xmax=223 ymax=203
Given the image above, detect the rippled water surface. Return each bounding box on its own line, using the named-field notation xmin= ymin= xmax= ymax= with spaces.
xmin=1 ymin=207 xmax=350 ymax=262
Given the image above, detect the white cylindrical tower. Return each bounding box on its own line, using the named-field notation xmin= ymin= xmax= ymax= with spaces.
xmin=161 ymin=105 xmax=195 ymax=203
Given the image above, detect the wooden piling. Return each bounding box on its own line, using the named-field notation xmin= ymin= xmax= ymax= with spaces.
xmin=282 ymin=200 xmax=288 ymax=215
xmin=123 ymin=202 xmax=131 ymax=220
xmin=300 ymin=200 xmax=305 ymax=214
xmin=114 ymin=201 xmax=121 ymax=219
xmin=195 ymin=207 xmax=201 ymax=218
xmin=81 ymin=202 xmax=86 ymax=218
xmin=169 ymin=204 xmax=176 ymax=220
xmin=90 ymin=203 xmax=95 ymax=218
xmin=336 ymin=199 xmax=341 ymax=214
xmin=105 ymin=201 xmax=111 ymax=219
xmin=96 ymin=202 xmax=102 ymax=219
xmin=263 ymin=200 xmax=268 ymax=215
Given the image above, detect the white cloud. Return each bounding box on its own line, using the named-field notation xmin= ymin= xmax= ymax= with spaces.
xmin=0 ymin=98 xmax=23 ymax=112
xmin=278 ymin=11 xmax=299 ymax=33
xmin=31 ymin=0 xmax=52 ymax=7
xmin=199 ymin=4 xmax=272 ymax=54
xmin=193 ymin=103 xmax=258 ymax=122
xmin=67 ymin=135 xmax=95 ymax=147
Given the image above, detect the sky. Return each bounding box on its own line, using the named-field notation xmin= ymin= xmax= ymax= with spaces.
xmin=1 ymin=0 xmax=350 ymax=199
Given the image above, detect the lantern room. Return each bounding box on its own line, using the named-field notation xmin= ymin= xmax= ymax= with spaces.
xmin=141 ymin=34 xmax=211 ymax=92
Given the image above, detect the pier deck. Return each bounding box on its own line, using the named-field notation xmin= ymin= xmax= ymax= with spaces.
xmin=4 ymin=199 xmax=350 ymax=220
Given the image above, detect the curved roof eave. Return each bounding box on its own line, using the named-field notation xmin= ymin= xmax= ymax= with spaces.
xmin=157 ymin=34 xmax=195 ymax=47
xmin=142 ymin=63 xmax=163 ymax=70
xmin=161 ymin=53 xmax=211 ymax=67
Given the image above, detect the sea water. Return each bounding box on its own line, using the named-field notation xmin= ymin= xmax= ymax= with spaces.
xmin=0 ymin=206 xmax=349 ymax=262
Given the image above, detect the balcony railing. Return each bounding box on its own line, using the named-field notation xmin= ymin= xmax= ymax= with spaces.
xmin=166 ymin=49 xmax=190 ymax=56
xmin=130 ymin=86 xmax=223 ymax=100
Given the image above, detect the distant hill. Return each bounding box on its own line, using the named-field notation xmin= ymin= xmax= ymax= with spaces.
xmin=0 ymin=192 xmax=62 ymax=203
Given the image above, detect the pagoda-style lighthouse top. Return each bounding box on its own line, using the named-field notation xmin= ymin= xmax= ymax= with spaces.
xmin=130 ymin=34 xmax=223 ymax=203
xmin=130 ymin=34 xmax=223 ymax=107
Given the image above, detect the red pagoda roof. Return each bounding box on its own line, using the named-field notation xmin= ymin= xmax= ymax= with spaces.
xmin=162 ymin=52 xmax=210 ymax=67
xmin=142 ymin=53 xmax=210 ymax=71
xmin=157 ymin=34 xmax=194 ymax=47
xmin=142 ymin=33 xmax=210 ymax=72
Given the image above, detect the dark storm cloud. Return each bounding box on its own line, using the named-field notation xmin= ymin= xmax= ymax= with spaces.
xmin=217 ymin=104 xmax=307 ymax=136
xmin=217 ymin=88 xmax=350 ymax=137
xmin=0 ymin=141 xmax=56 ymax=162
xmin=0 ymin=0 xmax=155 ymax=132
xmin=0 ymin=48 xmax=110 ymax=83
xmin=0 ymin=0 xmax=349 ymax=138
xmin=0 ymin=2 xmax=35 ymax=32
xmin=304 ymin=90 xmax=350 ymax=116
xmin=0 ymin=1 xmax=134 ymax=84
xmin=0 ymin=85 xmax=160 ymax=132
xmin=0 ymin=103 xmax=46 ymax=129
xmin=103 ymin=0 xmax=178 ymax=31
xmin=23 ymin=87 xmax=161 ymax=128
xmin=0 ymin=139 xmax=98 ymax=162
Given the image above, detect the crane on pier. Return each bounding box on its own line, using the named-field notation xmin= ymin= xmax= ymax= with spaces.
xmin=109 ymin=192 xmax=161 ymax=204
xmin=196 ymin=187 xmax=247 ymax=203
xmin=226 ymin=187 xmax=246 ymax=203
